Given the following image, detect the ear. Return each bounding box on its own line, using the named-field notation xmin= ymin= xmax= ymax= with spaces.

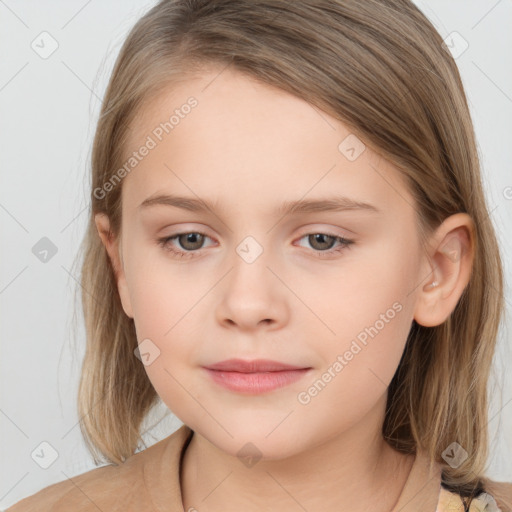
xmin=413 ymin=213 xmax=475 ymax=327
xmin=94 ymin=213 xmax=134 ymax=319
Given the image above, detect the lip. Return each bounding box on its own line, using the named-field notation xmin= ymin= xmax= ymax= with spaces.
xmin=204 ymin=358 xmax=308 ymax=372
xmin=202 ymin=359 xmax=312 ymax=394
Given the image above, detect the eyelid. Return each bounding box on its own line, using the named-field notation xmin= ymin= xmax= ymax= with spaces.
xmin=158 ymin=224 xmax=354 ymax=244
xmin=157 ymin=224 xmax=356 ymax=262
xmin=158 ymin=223 xmax=216 ymax=238
xmin=293 ymin=224 xmax=355 ymax=240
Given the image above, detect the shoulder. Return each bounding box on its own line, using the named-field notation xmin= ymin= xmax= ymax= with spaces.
xmin=437 ymin=480 xmax=512 ymax=512
xmin=5 ymin=462 xmax=122 ymax=512
xmin=4 ymin=426 xmax=192 ymax=512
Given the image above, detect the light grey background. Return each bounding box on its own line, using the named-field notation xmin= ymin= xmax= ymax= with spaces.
xmin=1 ymin=0 xmax=511 ymax=509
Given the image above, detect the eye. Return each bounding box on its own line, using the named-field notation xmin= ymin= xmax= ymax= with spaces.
xmin=157 ymin=232 xmax=215 ymax=259
xmin=295 ymin=233 xmax=354 ymax=258
xmin=157 ymin=231 xmax=354 ymax=260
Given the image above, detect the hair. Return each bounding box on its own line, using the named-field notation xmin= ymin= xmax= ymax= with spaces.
xmin=74 ymin=0 xmax=510 ymax=509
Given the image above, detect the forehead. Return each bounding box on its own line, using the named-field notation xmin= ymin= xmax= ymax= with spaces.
xmin=120 ymin=67 xmax=415 ymax=221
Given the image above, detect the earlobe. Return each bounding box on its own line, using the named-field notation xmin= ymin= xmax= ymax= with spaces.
xmin=94 ymin=213 xmax=134 ymax=319
xmin=413 ymin=213 xmax=474 ymax=327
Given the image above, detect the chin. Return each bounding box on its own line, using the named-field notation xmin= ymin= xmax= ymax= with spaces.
xmin=195 ymin=420 xmax=312 ymax=462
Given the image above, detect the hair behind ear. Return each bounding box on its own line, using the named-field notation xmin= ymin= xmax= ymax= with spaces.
xmin=77 ymin=217 xmax=159 ymax=465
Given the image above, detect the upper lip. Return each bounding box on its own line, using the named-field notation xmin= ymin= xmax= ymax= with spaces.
xmin=204 ymin=359 xmax=310 ymax=373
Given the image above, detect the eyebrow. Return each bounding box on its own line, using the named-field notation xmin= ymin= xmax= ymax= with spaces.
xmin=138 ymin=193 xmax=380 ymax=216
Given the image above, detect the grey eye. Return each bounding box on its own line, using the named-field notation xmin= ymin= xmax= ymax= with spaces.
xmin=177 ymin=233 xmax=206 ymax=251
xmin=304 ymin=233 xmax=337 ymax=251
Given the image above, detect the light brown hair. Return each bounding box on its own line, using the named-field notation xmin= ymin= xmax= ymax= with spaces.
xmin=72 ymin=0 xmax=510 ymax=508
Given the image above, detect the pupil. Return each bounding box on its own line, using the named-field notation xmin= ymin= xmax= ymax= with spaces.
xmin=181 ymin=233 xmax=202 ymax=250
xmin=311 ymin=234 xmax=334 ymax=250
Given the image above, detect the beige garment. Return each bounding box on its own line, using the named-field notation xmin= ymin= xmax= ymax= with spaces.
xmin=5 ymin=424 xmax=508 ymax=512
xmin=6 ymin=425 xmax=193 ymax=512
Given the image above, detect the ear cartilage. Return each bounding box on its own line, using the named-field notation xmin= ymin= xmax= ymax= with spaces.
xmin=427 ymin=280 xmax=439 ymax=289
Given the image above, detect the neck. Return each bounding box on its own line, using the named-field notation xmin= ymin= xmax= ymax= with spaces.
xmin=180 ymin=398 xmax=415 ymax=512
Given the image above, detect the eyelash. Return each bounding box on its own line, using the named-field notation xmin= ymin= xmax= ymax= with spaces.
xmin=157 ymin=231 xmax=354 ymax=260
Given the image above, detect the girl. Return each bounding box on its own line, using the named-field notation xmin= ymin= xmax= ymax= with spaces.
xmin=8 ymin=0 xmax=512 ymax=510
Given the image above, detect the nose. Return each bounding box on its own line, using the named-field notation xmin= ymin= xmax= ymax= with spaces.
xmin=214 ymin=248 xmax=290 ymax=332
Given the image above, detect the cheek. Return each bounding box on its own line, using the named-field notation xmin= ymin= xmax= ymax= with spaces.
xmin=286 ymin=274 xmax=413 ymax=451
xmin=309 ymin=236 xmax=418 ymax=394
xmin=122 ymin=243 xmax=211 ymax=381
xmin=121 ymin=223 xmax=420 ymax=442
xmin=124 ymin=257 xmax=201 ymax=421
xmin=123 ymin=239 xmax=203 ymax=335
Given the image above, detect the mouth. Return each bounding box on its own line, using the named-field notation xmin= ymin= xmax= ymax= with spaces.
xmin=202 ymin=359 xmax=312 ymax=394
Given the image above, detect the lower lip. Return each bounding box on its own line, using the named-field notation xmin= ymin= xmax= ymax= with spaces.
xmin=203 ymin=368 xmax=311 ymax=394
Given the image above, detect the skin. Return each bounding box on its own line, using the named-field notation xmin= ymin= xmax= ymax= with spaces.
xmin=95 ymin=65 xmax=474 ymax=512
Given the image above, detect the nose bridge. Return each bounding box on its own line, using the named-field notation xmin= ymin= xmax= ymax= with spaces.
xmin=215 ymin=231 xmax=288 ymax=329
xmin=229 ymin=232 xmax=276 ymax=296
xmin=235 ymin=234 xmax=267 ymax=266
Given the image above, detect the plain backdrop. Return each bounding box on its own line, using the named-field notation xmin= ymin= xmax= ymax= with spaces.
xmin=1 ymin=0 xmax=511 ymax=509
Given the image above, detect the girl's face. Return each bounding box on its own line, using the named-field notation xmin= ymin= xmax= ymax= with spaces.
xmin=102 ymin=67 xmax=431 ymax=458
